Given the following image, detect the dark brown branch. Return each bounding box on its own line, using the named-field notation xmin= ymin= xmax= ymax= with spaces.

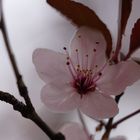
xmin=0 ymin=91 xmax=65 ymax=140
xmin=0 ymin=91 xmax=26 ymax=115
xmin=0 ymin=2 xmax=65 ymax=140
xmin=31 ymin=111 xmax=65 ymax=140
xmin=0 ymin=14 xmax=33 ymax=109
xmin=115 ymin=92 xmax=124 ymax=103
xmin=0 ymin=20 xmax=20 ymax=80
xmin=112 ymin=109 xmax=140 ymax=128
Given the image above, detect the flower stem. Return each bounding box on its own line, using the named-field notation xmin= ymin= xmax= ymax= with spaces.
xmin=77 ymin=110 xmax=95 ymax=140
xmin=77 ymin=110 xmax=90 ymax=136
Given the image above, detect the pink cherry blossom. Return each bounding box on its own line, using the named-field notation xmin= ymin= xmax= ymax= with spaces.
xmin=33 ymin=26 xmax=140 ymax=119
xmin=60 ymin=123 xmax=126 ymax=140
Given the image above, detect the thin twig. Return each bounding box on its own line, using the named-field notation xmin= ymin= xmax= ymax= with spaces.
xmin=0 ymin=9 xmax=33 ymax=109
xmin=77 ymin=110 xmax=94 ymax=140
xmin=0 ymin=91 xmax=26 ymax=114
xmin=0 ymin=2 xmax=65 ymax=140
xmin=77 ymin=110 xmax=89 ymax=134
xmin=112 ymin=109 xmax=140 ymax=128
xmin=0 ymin=91 xmax=65 ymax=140
xmin=95 ymin=120 xmax=106 ymax=132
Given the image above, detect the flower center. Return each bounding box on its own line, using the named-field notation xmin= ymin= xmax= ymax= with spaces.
xmin=73 ymin=70 xmax=96 ymax=96
xmin=63 ymin=47 xmax=103 ymax=97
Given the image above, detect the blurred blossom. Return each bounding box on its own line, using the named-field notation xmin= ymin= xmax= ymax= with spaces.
xmin=60 ymin=123 xmax=91 ymax=140
xmin=60 ymin=122 xmax=126 ymax=140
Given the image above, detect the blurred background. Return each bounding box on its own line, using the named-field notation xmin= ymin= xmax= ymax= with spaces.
xmin=0 ymin=0 xmax=140 ymax=139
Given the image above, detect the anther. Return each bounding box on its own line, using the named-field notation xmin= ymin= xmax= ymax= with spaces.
xmin=77 ymin=68 xmax=79 ymax=71
xmin=93 ymin=48 xmax=97 ymax=52
xmin=66 ymin=62 xmax=70 ymax=65
xmin=112 ymin=51 xmax=115 ymax=54
xmin=99 ymin=72 xmax=102 ymax=76
xmin=63 ymin=47 xmax=67 ymax=50
xmin=76 ymin=49 xmax=78 ymax=52
xmin=78 ymin=35 xmax=81 ymax=38
xmin=96 ymin=42 xmax=100 ymax=44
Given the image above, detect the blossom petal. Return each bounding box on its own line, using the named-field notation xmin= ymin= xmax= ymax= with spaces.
xmin=60 ymin=123 xmax=90 ymax=140
xmin=32 ymin=48 xmax=72 ymax=83
xmin=79 ymin=92 xmax=118 ymax=119
xmin=41 ymin=81 xmax=81 ymax=112
xmin=97 ymin=60 xmax=140 ymax=96
xmin=70 ymin=27 xmax=107 ymax=70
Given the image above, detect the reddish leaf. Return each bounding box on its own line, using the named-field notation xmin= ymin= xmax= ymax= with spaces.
xmin=113 ymin=0 xmax=132 ymax=63
xmin=133 ymin=58 xmax=140 ymax=65
xmin=120 ymin=0 xmax=132 ymax=35
xmin=47 ymin=0 xmax=112 ymax=57
xmin=126 ymin=19 xmax=140 ymax=59
xmin=113 ymin=0 xmax=132 ymax=61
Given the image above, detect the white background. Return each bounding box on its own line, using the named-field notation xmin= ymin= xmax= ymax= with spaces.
xmin=0 ymin=0 xmax=140 ymax=140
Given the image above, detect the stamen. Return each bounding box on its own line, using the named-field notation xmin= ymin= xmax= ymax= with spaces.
xmin=76 ymin=49 xmax=80 ymax=69
xmin=77 ymin=65 xmax=80 ymax=68
xmin=93 ymin=48 xmax=97 ymax=52
xmin=83 ymin=77 xmax=90 ymax=87
xmin=66 ymin=62 xmax=70 ymax=65
xmin=78 ymin=35 xmax=81 ymax=38
xmin=89 ymin=69 xmax=93 ymax=75
xmin=96 ymin=41 xmax=100 ymax=44
xmin=63 ymin=47 xmax=67 ymax=50
xmin=63 ymin=40 xmax=110 ymax=97
xmin=66 ymin=61 xmax=75 ymax=80
xmin=90 ymin=48 xmax=97 ymax=72
xmin=99 ymin=72 xmax=102 ymax=76
xmin=85 ymin=54 xmax=89 ymax=70
xmin=63 ymin=47 xmax=77 ymax=75
xmin=86 ymin=84 xmax=96 ymax=91
xmin=93 ymin=72 xmax=102 ymax=82
xmin=92 ymin=61 xmax=107 ymax=80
